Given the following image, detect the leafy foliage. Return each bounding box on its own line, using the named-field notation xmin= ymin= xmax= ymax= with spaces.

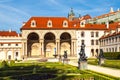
xmin=103 ymin=52 xmax=120 ymax=59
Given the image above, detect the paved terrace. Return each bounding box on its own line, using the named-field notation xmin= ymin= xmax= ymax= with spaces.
xmin=69 ymin=61 xmax=120 ymax=78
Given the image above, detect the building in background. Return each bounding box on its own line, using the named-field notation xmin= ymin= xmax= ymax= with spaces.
xmin=88 ymin=7 xmax=120 ymax=24
xmin=2 ymin=8 xmax=120 ymax=60
xmin=99 ymin=22 xmax=120 ymax=52
xmin=0 ymin=30 xmax=22 ymax=60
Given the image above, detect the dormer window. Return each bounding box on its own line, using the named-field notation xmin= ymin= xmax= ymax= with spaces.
xmin=63 ymin=20 xmax=68 ymax=27
xmin=47 ymin=20 xmax=52 ymax=27
xmin=80 ymin=20 xmax=85 ymax=27
xmin=31 ymin=20 xmax=36 ymax=27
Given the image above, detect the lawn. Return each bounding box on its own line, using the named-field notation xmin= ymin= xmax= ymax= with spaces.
xmin=0 ymin=60 xmax=120 ymax=80
xmin=88 ymin=58 xmax=120 ymax=69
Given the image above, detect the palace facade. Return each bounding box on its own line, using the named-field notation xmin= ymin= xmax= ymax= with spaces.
xmin=2 ymin=8 xmax=119 ymax=60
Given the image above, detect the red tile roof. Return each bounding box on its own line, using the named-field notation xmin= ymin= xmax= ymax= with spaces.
xmin=99 ymin=22 xmax=120 ymax=39
xmin=0 ymin=31 xmax=19 ymax=37
xmin=99 ymin=31 xmax=120 ymax=40
xmin=81 ymin=14 xmax=91 ymax=20
xmin=83 ymin=24 xmax=107 ymax=30
xmin=21 ymin=17 xmax=107 ymax=30
xmin=109 ymin=22 xmax=119 ymax=30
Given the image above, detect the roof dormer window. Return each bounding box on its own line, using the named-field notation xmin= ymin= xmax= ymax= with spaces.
xmin=47 ymin=20 xmax=52 ymax=27
xmin=63 ymin=20 xmax=68 ymax=27
xmin=31 ymin=20 xmax=36 ymax=27
xmin=80 ymin=20 xmax=85 ymax=27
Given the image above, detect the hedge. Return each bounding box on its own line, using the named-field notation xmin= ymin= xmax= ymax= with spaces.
xmin=103 ymin=52 xmax=120 ymax=59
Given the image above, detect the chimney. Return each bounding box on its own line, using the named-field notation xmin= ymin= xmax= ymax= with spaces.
xmin=9 ymin=29 xmax=12 ymax=32
xmin=106 ymin=22 xmax=109 ymax=29
xmin=18 ymin=34 xmax=20 ymax=37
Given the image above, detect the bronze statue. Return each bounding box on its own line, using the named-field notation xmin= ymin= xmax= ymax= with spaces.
xmin=63 ymin=50 xmax=67 ymax=59
xmin=78 ymin=42 xmax=87 ymax=61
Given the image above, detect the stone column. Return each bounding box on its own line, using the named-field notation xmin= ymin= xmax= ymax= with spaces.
xmin=71 ymin=41 xmax=73 ymax=56
xmin=22 ymin=39 xmax=27 ymax=58
xmin=24 ymin=42 xmax=27 ymax=57
xmin=5 ymin=49 xmax=7 ymax=60
xmin=12 ymin=49 xmax=14 ymax=60
xmin=22 ymin=42 xmax=25 ymax=57
xmin=71 ymin=39 xmax=77 ymax=56
xmin=74 ymin=40 xmax=77 ymax=56
xmin=56 ymin=39 xmax=60 ymax=55
xmin=40 ymin=39 xmax=44 ymax=57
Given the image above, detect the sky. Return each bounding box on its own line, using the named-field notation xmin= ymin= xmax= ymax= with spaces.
xmin=0 ymin=0 xmax=120 ymax=33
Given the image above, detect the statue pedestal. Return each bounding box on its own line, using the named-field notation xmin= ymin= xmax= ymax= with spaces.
xmin=63 ymin=58 xmax=70 ymax=64
xmin=98 ymin=58 xmax=104 ymax=65
xmin=78 ymin=61 xmax=87 ymax=70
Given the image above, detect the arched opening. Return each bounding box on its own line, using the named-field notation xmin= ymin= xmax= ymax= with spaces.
xmin=91 ymin=49 xmax=94 ymax=57
xmin=44 ymin=32 xmax=55 ymax=57
xmin=60 ymin=32 xmax=71 ymax=56
xmin=96 ymin=49 xmax=99 ymax=56
xmin=7 ymin=51 xmax=12 ymax=60
xmin=27 ymin=32 xmax=39 ymax=57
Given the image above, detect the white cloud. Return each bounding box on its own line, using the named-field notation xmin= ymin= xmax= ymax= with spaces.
xmin=0 ymin=4 xmax=30 ymax=17
xmin=0 ymin=4 xmax=30 ymax=32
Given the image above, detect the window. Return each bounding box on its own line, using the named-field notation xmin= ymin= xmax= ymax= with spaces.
xmin=106 ymin=39 xmax=108 ymax=44
xmin=8 ymin=43 xmax=11 ymax=46
xmin=109 ymin=38 xmax=111 ymax=43
xmin=96 ymin=40 xmax=99 ymax=45
xmin=16 ymin=44 xmax=18 ymax=46
xmin=96 ymin=32 xmax=99 ymax=37
xmin=81 ymin=40 xmax=84 ymax=44
xmin=112 ymin=38 xmax=114 ymax=43
xmin=81 ymin=22 xmax=84 ymax=25
xmin=80 ymin=20 xmax=85 ymax=27
xmin=116 ymin=37 xmax=117 ymax=42
xmin=119 ymin=36 xmax=120 ymax=41
xmin=91 ymin=32 xmax=94 ymax=37
xmin=8 ymin=55 xmax=11 ymax=60
xmin=109 ymin=48 xmax=111 ymax=52
xmin=91 ymin=49 xmax=94 ymax=56
xmin=15 ymin=52 xmax=18 ymax=57
xmin=112 ymin=48 xmax=114 ymax=52
xmin=91 ymin=40 xmax=94 ymax=45
xmin=0 ymin=44 xmax=3 ymax=46
xmin=31 ymin=20 xmax=36 ymax=27
xmin=47 ymin=20 xmax=52 ymax=27
xmin=63 ymin=20 xmax=68 ymax=27
xmin=106 ymin=48 xmax=108 ymax=52
xmin=96 ymin=49 xmax=98 ymax=56
xmin=81 ymin=31 xmax=85 ymax=37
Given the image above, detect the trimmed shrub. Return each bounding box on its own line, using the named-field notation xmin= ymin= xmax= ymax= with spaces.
xmin=103 ymin=52 xmax=120 ymax=59
xmin=0 ymin=60 xmax=9 ymax=68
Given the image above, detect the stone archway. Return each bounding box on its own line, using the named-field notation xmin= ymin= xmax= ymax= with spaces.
xmin=27 ymin=32 xmax=39 ymax=57
xmin=7 ymin=50 xmax=13 ymax=60
xmin=60 ymin=32 xmax=71 ymax=56
xmin=44 ymin=32 xmax=55 ymax=57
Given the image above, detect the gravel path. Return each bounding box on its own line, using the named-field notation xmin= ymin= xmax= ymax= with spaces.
xmin=69 ymin=61 xmax=120 ymax=78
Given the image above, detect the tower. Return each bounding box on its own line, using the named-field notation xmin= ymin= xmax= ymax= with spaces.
xmin=68 ymin=8 xmax=75 ymax=21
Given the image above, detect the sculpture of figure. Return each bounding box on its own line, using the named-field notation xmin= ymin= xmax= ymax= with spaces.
xmin=98 ymin=49 xmax=104 ymax=65
xmin=63 ymin=50 xmax=67 ymax=59
xmin=99 ymin=49 xmax=104 ymax=58
xmin=79 ymin=42 xmax=87 ymax=61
